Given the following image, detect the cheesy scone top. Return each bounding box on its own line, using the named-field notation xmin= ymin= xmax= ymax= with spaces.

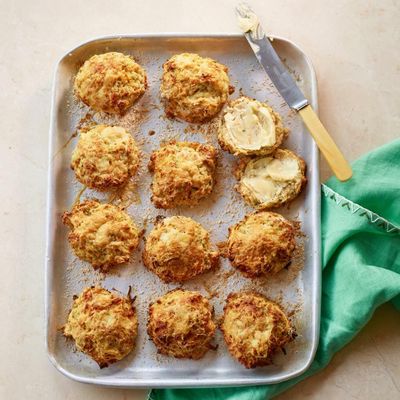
xmin=161 ymin=53 xmax=231 ymax=123
xmin=221 ymin=291 xmax=296 ymax=368
xmin=64 ymin=287 xmax=138 ymax=368
xmin=147 ymin=289 xmax=216 ymax=359
xmin=148 ymin=141 xmax=217 ymax=209
xmin=143 ymin=216 xmax=219 ymax=282
xmin=227 ymin=211 xmax=296 ymax=278
xmin=71 ymin=125 xmax=140 ymax=190
xmin=62 ymin=200 xmax=140 ymax=270
xmin=74 ymin=52 xmax=147 ymax=114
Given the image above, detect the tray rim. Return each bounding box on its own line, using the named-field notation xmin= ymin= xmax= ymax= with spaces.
xmin=45 ymin=32 xmax=321 ymax=388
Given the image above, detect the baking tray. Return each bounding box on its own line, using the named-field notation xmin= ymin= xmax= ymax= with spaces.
xmin=45 ymin=33 xmax=321 ymax=388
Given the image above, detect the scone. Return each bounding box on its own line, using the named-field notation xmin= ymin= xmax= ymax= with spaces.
xmin=218 ymin=96 xmax=288 ymax=156
xmin=148 ymin=141 xmax=217 ymax=209
xmin=221 ymin=291 xmax=296 ymax=368
xmin=143 ymin=216 xmax=219 ymax=282
xmin=74 ymin=52 xmax=147 ymax=114
xmin=160 ymin=53 xmax=231 ymax=123
xmin=236 ymin=149 xmax=306 ymax=209
xmin=63 ymin=287 xmax=138 ymax=368
xmin=62 ymin=200 xmax=140 ymax=270
xmin=147 ymin=289 xmax=216 ymax=359
xmin=226 ymin=211 xmax=296 ymax=278
xmin=71 ymin=125 xmax=140 ymax=190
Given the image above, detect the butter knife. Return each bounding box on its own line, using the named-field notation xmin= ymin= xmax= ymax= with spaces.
xmin=236 ymin=3 xmax=352 ymax=181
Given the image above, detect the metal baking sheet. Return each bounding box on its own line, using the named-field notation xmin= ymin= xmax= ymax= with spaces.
xmin=45 ymin=34 xmax=320 ymax=388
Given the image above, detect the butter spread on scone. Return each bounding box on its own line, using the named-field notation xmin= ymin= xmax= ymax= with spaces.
xmin=236 ymin=149 xmax=306 ymax=209
xmin=218 ymin=96 xmax=288 ymax=156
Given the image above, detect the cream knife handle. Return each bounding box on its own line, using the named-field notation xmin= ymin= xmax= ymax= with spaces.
xmin=299 ymin=105 xmax=352 ymax=181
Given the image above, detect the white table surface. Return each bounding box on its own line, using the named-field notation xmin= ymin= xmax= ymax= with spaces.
xmin=1 ymin=0 xmax=399 ymax=399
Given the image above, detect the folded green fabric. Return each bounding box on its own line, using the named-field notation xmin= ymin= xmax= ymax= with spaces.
xmin=150 ymin=139 xmax=400 ymax=400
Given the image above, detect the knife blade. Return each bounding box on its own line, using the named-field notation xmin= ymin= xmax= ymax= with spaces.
xmin=236 ymin=3 xmax=308 ymax=111
xmin=236 ymin=3 xmax=352 ymax=181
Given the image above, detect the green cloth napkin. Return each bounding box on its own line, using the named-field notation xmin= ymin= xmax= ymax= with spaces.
xmin=150 ymin=139 xmax=400 ymax=400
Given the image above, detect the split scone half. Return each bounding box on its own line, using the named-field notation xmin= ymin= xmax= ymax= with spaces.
xmin=221 ymin=291 xmax=296 ymax=368
xmin=226 ymin=211 xmax=296 ymax=278
xmin=160 ymin=53 xmax=231 ymax=123
xmin=148 ymin=141 xmax=217 ymax=209
xmin=218 ymin=96 xmax=288 ymax=156
xmin=143 ymin=216 xmax=219 ymax=283
xmin=71 ymin=125 xmax=140 ymax=191
xmin=236 ymin=149 xmax=306 ymax=209
xmin=74 ymin=52 xmax=147 ymax=114
xmin=147 ymin=289 xmax=216 ymax=359
xmin=63 ymin=287 xmax=138 ymax=368
xmin=62 ymin=200 xmax=140 ymax=270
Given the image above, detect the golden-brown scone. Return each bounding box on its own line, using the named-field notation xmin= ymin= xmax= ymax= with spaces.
xmin=71 ymin=125 xmax=140 ymax=190
xmin=236 ymin=149 xmax=306 ymax=209
xmin=148 ymin=141 xmax=217 ymax=209
xmin=64 ymin=287 xmax=137 ymax=368
xmin=74 ymin=52 xmax=147 ymax=114
xmin=147 ymin=289 xmax=216 ymax=359
xmin=143 ymin=216 xmax=219 ymax=282
xmin=227 ymin=211 xmax=296 ymax=278
xmin=218 ymin=96 xmax=288 ymax=156
xmin=221 ymin=291 xmax=296 ymax=368
xmin=160 ymin=53 xmax=231 ymax=123
xmin=62 ymin=200 xmax=140 ymax=270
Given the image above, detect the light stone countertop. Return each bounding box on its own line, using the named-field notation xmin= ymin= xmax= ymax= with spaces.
xmin=1 ymin=0 xmax=399 ymax=399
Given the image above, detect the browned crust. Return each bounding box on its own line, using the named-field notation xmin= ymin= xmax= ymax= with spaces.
xmin=63 ymin=287 xmax=138 ymax=368
xmin=62 ymin=199 xmax=140 ymax=270
xmin=74 ymin=52 xmax=147 ymax=115
xmin=142 ymin=216 xmax=219 ymax=283
xmin=160 ymin=53 xmax=230 ymax=123
xmin=220 ymin=291 xmax=296 ymax=368
xmin=147 ymin=289 xmax=216 ymax=359
xmin=148 ymin=141 xmax=217 ymax=209
xmin=70 ymin=125 xmax=140 ymax=191
xmin=226 ymin=211 xmax=296 ymax=278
